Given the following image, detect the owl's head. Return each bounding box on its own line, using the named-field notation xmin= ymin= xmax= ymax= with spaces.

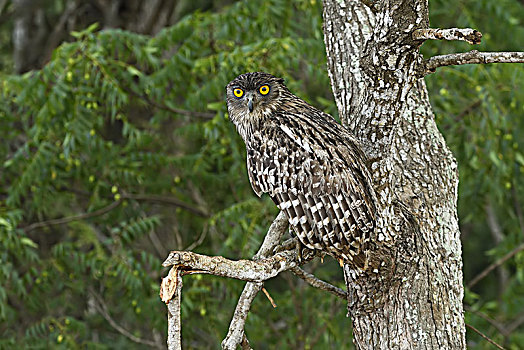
xmin=226 ymin=72 xmax=287 ymax=123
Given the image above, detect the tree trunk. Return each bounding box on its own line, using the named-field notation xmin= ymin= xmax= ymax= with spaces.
xmin=322 ymin=0 xmax=466 ymax=348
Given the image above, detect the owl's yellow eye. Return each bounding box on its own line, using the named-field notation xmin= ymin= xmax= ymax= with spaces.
xmin=259 ymin=85 xmax=270 ymax=95
xmin=233 ymin=88 xmax=244 ymax=98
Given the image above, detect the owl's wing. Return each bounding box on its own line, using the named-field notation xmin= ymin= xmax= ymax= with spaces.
xmin=247 ymin=118 xmax=376 ymax=263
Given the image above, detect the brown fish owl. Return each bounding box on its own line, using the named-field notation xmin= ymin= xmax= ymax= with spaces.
xmin=226 ymin=72 xmax=376 ymax=266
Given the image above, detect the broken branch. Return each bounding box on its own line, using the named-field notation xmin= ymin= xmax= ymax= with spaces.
xmin=165 ymin=269 xmax=183 ymax=350
xmin=413 ymin=27 xmax=482 ymax=45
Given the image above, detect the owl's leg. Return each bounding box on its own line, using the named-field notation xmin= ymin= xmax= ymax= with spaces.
xmin=272 ymin=229 xmax=307 ymax=263
xmin=289 ymin=228 xmax=318 ymax=263
xmin=287 ymin=227 xmax=305 ymax=263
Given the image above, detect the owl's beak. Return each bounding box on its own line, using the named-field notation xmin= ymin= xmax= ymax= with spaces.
xmin=246 ymin=92 xmax=254 ymax=112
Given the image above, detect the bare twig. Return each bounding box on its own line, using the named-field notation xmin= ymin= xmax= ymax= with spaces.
xmin=291 ymin=266 xmax=347 ymax=300
xmin=90 ymin=289 xmax=161 ymax=348
xmin=468 ymin=243 xmax=524 ymax=289
xmin=423 ymin=50 xmax=524 ymax=75
xmin=22 ymin=200 xmax=122 ymax=232
xmin=413 ymin=28 xmax=482 ymax=44
xmin=466 ymin=323 xmax=506 ymax=350
xmin=222 ymin=211 xmax=288 ymax=350
xmin=261 ymin=287 xmax=277 ymax=308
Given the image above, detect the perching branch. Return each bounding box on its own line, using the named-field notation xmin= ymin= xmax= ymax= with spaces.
xmin=413 ymin=28 xmax=482 ymax=44
xmin=162 ymin=249 xmax=298 ymax=281
xmin=423 ymin=50 xmax=524 ymax=75
xmin=160 ymin=212 xmax=290 ymax=350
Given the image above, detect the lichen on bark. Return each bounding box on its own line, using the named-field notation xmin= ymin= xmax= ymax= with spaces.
xmin=322 ymin=0 xmax=466 ymax=348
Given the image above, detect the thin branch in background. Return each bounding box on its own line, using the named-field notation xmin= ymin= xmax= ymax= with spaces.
xmin=58 ymin=187 xmax=209 ymax=217
xmin=468 ymin=243 xmax=524 ymax=289
xmin=505 ymin=311 xmax=524 ymax=335
xmin=308 ymin=298 xmax=337 ymax=349
xmin=121 ymin=84 xmax=215 ymax=120
xmin=261 ymin=287 xmax=277 ymax=308
xmin=464 ymin=306 xmax=507 ymax=337
xmin=43 ymin=0 xmax=79 ymax=62
xmin=22 ymin=200 xmax=122 ymax=232
xmin=465 ymin=306 xmax=524 ymax=341
xmin=453 ymin=100 xmax=481 ymax=122
xmin=184 ymin=223 xmax=208 ymax=251
xmin=186 ymin=180 xmax=210 ymax=215
xmin=122 ymin=193 xmax=208 ymax=217
xmin=90 ymin=289 xmax=162 ymax=349
xmin=413 ymin=27 xmax=482 ymax=44
xmin=291 ymin=266 xmax=347 ymax=300
xmin=423 ymin=50 xmax=524 ymax=75
xmin=512 ymin=187 xmax=524 ymax=238
xmin=149 ymin=228 xmax=168 ymax=257
xmin=466 ymin=323 xmax=506 ymax=350
xmin=485 ymin=203 xmax=509 ymax=298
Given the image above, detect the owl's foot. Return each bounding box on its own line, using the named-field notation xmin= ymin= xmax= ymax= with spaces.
xmin=273 ymin=237 xmax=297 ymax=254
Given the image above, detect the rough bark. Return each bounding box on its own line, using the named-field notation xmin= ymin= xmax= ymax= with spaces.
xmin=323 ymin=0 xmax=465 ymax=349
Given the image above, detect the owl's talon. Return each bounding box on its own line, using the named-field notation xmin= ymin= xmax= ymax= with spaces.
xmin=296 ymin=239 xmax=303 ymax=263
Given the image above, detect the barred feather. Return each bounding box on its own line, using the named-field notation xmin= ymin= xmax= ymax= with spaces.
xmin=226 ymin=72 xmax=376 ymax=266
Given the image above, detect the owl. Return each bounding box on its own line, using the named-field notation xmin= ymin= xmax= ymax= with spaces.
xmin=226 ymin=72 xmax=376 ymax=267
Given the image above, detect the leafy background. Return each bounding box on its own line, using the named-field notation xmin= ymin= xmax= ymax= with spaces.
xmin=0 ymin=0 xmax=522 ymax=348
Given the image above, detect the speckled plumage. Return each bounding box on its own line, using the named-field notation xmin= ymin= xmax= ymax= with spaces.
xmin=226 ymin=72 xmax=376 ymax=266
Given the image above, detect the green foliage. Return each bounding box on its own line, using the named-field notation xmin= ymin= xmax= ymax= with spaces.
xmin=0 ymin=0 xmax=522 ymax=348
xmin=0 ymin=0 xmax=344 ymax=348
